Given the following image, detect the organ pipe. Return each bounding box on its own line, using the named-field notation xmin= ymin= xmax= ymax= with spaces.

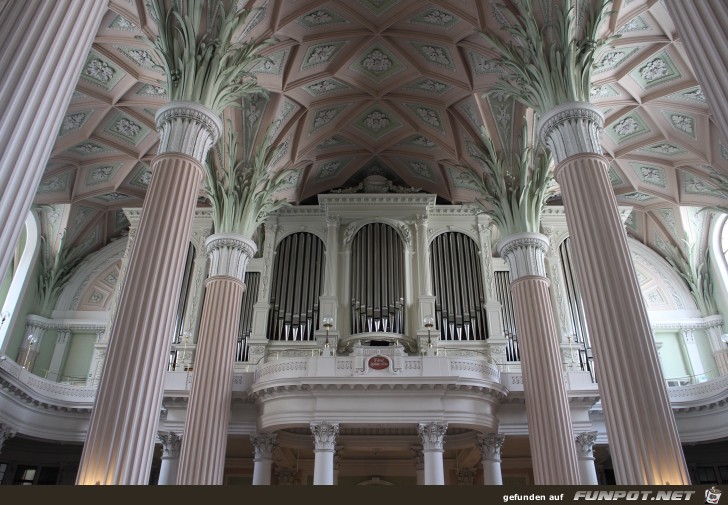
xmin=350 ymin=223 xmax=405 ymax=335
xmin=429 ymin=232 xmax=489 ymax=341
xmin=267 ymin=233 xmax=325 ymax=341
xmin=236 ymin=272 xmax=260 ymax=362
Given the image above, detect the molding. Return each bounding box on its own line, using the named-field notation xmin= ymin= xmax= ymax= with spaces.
xmin=155 ymin=101 xmax=222 ymax=163
xmin=497 ymin=232 xmax=549 ymax=280
xmin=205 ymin=233 xmax=257 ymax=281
xmin=537 ymin=101 xmax=604 ymax=163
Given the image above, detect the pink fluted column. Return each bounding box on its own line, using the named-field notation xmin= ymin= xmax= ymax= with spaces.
xmin=77 ymin=103 xmax=222 ymax=485
xmin=664 ymin=0 xmax=728 ymax=143
xmin=538 ymin=103 xmax=689 ymax=484
xmin=176 ymin=234 xmax=257 ymax=484
xmin=498 ymin=233 xmax=580 ymax=484
xmin=0 ymin=0 xmax=107 ymax=284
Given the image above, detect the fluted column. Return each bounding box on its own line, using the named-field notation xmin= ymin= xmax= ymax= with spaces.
xmin=410 ymin=446 xmax=425 ymax=485
xmin=251 ymin=433 xmax=278 ymax=485
xmin=538 ymin=102 xmax=689 ymax=485
xmin=311 ymin=422 xmax=339 ymax=485
xmin=476 ymin=433 xmax=505 ymax=485
xmin=664 ymin=0 xmax=728 ymax=143
xmin=77 ymin=102 xmax=222 ymax=485
xmin=177 ymin=234 xmax=257 ymax=485
xmin=498 ymin=233 xmax=580 ymax=484
xmin=418 ymin=422 xmax=447 ymax=485
xmin=0 ymin=423 xmax=16 ymax=455
xmin=157 ymin=432 xmax=181 ymax=485
xmin=0 ymin=0 xmax=107 ymax=285
xmin=575 ymin=431 xmax=599 ymax=485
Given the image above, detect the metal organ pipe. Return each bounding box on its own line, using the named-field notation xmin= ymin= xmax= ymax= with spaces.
xmin=349 ymin=223 xmax=405 ymax=335
xmin=236 ymin=272 xmax=259 ymax=362
xmin=267 ymin=233 xmax=326 ymax=341
xmin=429 ymin=232 xmax=489 ymax=341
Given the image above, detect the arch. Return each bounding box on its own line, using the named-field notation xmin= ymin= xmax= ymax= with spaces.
xmin=342 ymin=218 xmax=412 ymax=251
xmin=56 ymin=237 xmax=128 ymax=312
xmin=0 ymin=212 xmax=40 ymax=353
xmin=428 ymin=225 xmax=479 ymax=248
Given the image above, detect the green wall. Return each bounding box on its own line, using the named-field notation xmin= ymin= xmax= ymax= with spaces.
xmin=61 ymin=332 xmax=95 ymax=383
xmin=654 ymin=331 xmax=689 ymax=381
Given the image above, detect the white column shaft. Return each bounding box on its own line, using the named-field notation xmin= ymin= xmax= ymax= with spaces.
xmin=578 ymin=456 xmax=599 ymax=485
xmin=423 ymin=450 xmax=445 ymax=485
xmin=482 ymin=460 xmax=502 ymax=485
xmin=158 ymin=456 xmax=180 ymax=486
xmin=555 ymin=154 xmax=689 ymax=485
xmin=664 ymin=0 xmax=728 ymax=143
xmin=313 ymin=450 xmax=335 ymax=485
xmin=0 ymin=0 xmax=107 ymax=285
xmin=77 ymin=155 xmax=204 ymax=485
xmin=510 ymin=277 xmax=581 ymax=484
xmin=252 ymin=458 xmax=273 ymax=485
xmin=176 ymin=277 xmax=245 ymax=484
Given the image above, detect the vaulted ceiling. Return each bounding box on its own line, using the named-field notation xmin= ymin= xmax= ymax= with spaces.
xmin=34 ymin=0 xmax=728 ymax=259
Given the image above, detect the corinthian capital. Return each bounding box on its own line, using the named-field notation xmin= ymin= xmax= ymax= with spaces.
xmin=575 ymin=431 xmax=598 ymax=458
xmin=418 ymin=421 xmax=448 ymax=451
xmin=205 ymin=233 xmax=257 ymax=281
xmin=251 ymin=432 xmax=278 ymax=460
xmin=310 ymin=421 xmax=339 ymax=451
xmin=476 ymin=433 xmax=505 ymax=461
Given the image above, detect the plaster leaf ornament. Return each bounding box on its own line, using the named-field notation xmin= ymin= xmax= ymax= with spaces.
xmin=364 ymin=111 xmax=390 ymax=131
xmin=304 ymin=10 xmax=332 ymax=24
xmin=639 ymin=58 xmax=668 ymax=81
xmin=649 ymin=143 xmax=681 ymax=155
xmin=671 ymin=114 xmax=694 ymax=135
xmin=682 ymin=88 xmax=705 ymax=101
xmin=143 ymin=0 xmax=271 ymax=114
xmin=91 ymin=166 xmax=115 ymax=182
xmin=412 ymin=136 xmax=435 ymax=147
xmin=416 ymin=79 xmax=447 ymax=93
xmin=309 ymin=80 xmax=338 ymax=93
xmin=127 ymin=49 xmax=156 ymax=68
xmin=75 ymin=143 xmax=104 ymax=154
xmin=85 ymin=59 xmax=115 ymax=82
xmin=114 ymin=118 xmax=142 ymax=137
xmin=420 ymin=45 xmax=451 ymax=65
xmin=62 ymin=113 xmax=87 ymax=131
xmin=313 ymin=108 xmax=339 ymax=128
xmin=203 ymin=120 xmax=293 ymax=238
xmin=423 ymin=10 xmax=454 ymax=25
xmin=614 ymin=117 xmax=640 ymax=137
xmin=362 ymin=49 xmax=392 ymax=72
xmin=307 ymin=45 xmax=337 ymax=65
xmin=478 ymin=0 xmax=615 ymax=113
xmin=416 ymin=107 xmax=440 ymax=127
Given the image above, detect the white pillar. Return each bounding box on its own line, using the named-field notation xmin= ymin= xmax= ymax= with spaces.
xmin=418 ymin=422 xmax=447 ymax=485
xmin=664 ymin=0 xmax=728 ymax=143
xmin=0 ymin=423 xmax=16 ymax=455
xmin=46 ymin=329 xmax=71 ymax=381
xmin=157 ymin=432 xmax=181 ymax=486
xmin=176 ymin=234 xmax=256 ymax=485
xmin=310 ymin=422 xmax=339 ymax=485
xmin=498 ymin=233 xmax=581 ymax=484
xmin=410 ymin=446 xmax=425 ymax=485
xmin=575 ymin=432 xmax=599 ymax=485
xmin=476 ymin=433 xmax=505 ymax=485
xmin=0 ymin=0 xmax=108 ymax=286
xmin=538 ymin=102 xmax=690 ymax=485
xmin=77 ymin=103 xmax=222 ymax=485
xmin=251 ymin=433 xmax=278 ymax=486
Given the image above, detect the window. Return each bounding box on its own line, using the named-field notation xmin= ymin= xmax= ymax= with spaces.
xmin=13 ymin=465 xmax=37 ymax=485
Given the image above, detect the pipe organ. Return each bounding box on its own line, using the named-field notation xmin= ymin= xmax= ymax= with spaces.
xmin=267 ymin=232 xmax=325 ymax=341
xmin=236 ymin=272 xmax=259 ymax=362
xmin=429 ymin=232 xmax=488 ymax=341
xmin=349 ymin=223 xmax=405 ymax=335
xmin=559 ymin=237 xmax=595 ymax=379
xmin=495 ymin=271 xmax=520 ymax=361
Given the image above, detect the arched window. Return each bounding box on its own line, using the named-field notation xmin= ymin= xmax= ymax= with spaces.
xmin=430 ymin=232 xmax=488 ymax=340
xmin=559 ymin=237 xmax=595 ymax=380
xmin=350 ymin=223 xmax=405 ymax=335
xmin=267 ymin=232 xmax=325 ymax=341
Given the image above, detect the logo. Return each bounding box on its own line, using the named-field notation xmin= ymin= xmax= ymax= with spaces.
xmin=368 ymin=355 xmax=389 ymax=370
xmin=706 ymin=487 xmax=722 ymax=505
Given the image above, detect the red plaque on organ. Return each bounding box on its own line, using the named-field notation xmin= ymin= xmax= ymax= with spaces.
xmin=368 ymin=356 xmax=390 ymax=370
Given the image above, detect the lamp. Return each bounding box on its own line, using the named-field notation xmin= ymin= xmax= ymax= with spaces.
xmin=722 ymin=334 xmax=728 ymax=347
xmin=322 ymin=316 xmax=334 ymax=348
xmin=23 ymin=334 xmax=38 ymax=370
xmin=423 ymin=316 xmax=435 ymax=348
